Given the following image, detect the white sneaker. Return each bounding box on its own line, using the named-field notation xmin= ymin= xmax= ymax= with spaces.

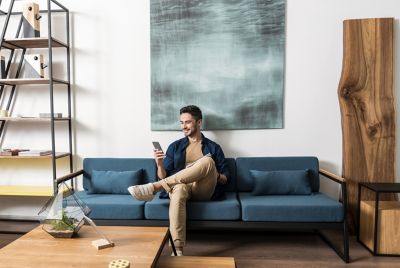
xmin=171 ymin=250 xmax=183 ymax=256
xmin=127 ymin=183 xmax=155 ymax=201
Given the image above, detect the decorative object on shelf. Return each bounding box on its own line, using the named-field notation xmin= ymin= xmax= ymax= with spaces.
xmin=39 ymin=183 xmax=90 ymax=238
xmin=0 ymin=148 xmax=29 ymax=156
xmin=23 ymin=54 xmax=45 ymax=78
xmin=39 ymin=112 xmax=62 ymax=118
xmin=22 ymin=2 xmax=40 ymax=38
xmin=337 ymin=18 xmax=395 ymax=233
xmin=18 ymin=149 xmax=52 ymax=156
xmin=0 ymin=56 xmax=5 ymax=78
xmin=150 ymin=0 xmax=286 ymax=130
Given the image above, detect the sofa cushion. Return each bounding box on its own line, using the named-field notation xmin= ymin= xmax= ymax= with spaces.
xmin=236 ymin=157 xmax=319 ymax=192
xmin=75 ymin=191 xmax=145 ymax=219
xmin=83 ymin=158 xmax=156 ymax=191
xmin=250 ymin=169 xmax=311 ymax=195
xmin=145 ymin=192 xmax=241 ymax=220
xmin=88 ymin=169 xmax=143 ymax=194
xmin=239 ymin=192 xmax=344 ymax=222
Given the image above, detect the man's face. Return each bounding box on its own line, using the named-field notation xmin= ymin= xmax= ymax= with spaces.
xmin=180 ymin=113 xmax=201 ymax=137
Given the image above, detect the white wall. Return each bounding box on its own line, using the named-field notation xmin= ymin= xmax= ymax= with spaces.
xmin=1 ymin=0 xmax=399 ymax=218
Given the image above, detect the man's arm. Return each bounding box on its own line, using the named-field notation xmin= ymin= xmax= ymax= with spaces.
xmin=213 ymin=144 xmax=230 ymax=185
xmin=157 ymin=143 xmax=176 ymax=180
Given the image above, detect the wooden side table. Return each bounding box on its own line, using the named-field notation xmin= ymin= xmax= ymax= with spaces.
xmin=357 ymin=182 xmax=400 ymax=256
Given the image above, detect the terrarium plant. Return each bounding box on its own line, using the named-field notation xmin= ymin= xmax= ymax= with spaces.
xmin=39 ymin=182 xmax=90 ymax=238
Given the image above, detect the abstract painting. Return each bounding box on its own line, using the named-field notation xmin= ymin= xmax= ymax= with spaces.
xmin=151 ymin=0 xmax=286 ymax=130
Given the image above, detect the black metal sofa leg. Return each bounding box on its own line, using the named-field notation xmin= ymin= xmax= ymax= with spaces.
xmin=318 ymin=222 xmax=350 ymax=263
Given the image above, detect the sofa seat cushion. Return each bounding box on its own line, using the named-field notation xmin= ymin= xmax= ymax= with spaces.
xmin=75 ymin=191 xmax=145 ymax=220
xmin=239 ymin=192 xmax=344 ymax=222
xmin=145 ymin=192 xmax=241 ymax=220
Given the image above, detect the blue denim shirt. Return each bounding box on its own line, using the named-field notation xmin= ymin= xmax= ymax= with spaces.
xmin=161 ymin=134 xmax=230 ymax=200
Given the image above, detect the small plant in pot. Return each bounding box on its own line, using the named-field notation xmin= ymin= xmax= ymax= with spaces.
xmin=45 ymin=209 xmax=82 ymax=238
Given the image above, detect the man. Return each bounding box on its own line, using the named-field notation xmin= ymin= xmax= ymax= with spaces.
xmin=128 ymin=105 xmax=229 ymax=256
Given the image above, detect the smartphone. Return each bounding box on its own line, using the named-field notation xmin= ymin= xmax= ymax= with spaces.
xmin=152 ymin=141 xmax=163 ymax=152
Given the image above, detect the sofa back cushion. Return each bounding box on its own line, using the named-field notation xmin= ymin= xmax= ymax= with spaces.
xmin=83 ymin=158 xmax=156 ymax=192
xmin=250 ymin=169 xmax=312 ymax=195
xmin=88 ymin=169 xmax=143 ymax=194
xmin=236 ymin=157 xmax=319 ymax=192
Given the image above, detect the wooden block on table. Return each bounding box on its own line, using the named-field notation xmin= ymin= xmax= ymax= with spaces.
xmin=91 ymin=238 xmax=115 ymax=250
xmin=109 ymin=259 xmax=130 ymax=268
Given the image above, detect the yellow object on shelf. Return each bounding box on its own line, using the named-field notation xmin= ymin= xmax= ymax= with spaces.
xmin=0 ymin=185 xmax=53 ymax=196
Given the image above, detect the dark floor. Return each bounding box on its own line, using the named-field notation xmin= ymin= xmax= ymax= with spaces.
xmin=161 ymin=230 xmax=400 ymax=267
xmin=1 ymin=222 xmax=400 ymax=267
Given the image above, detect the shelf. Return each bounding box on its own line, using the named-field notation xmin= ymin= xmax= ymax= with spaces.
xmin=0 ymin=78 xmax=68 ymax=85
xmin=0 ymin=152 xmax=70 ymax=159
xmin=0 ymin=185 xmax=53 ymax=196
xmin=0 ymin=117 xmax=70 ymax=122
xmin=2 ymin=37 xmax=67 ymax=49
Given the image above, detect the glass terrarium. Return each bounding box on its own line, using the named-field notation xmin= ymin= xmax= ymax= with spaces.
xmin=38 ymin=182 xmax=91 ymax=238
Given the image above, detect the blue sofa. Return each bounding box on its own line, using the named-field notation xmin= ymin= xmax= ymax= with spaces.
xmin=59 ymin=156 xmax=349 ymax=262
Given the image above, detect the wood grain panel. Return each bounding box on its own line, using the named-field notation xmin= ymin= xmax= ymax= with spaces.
xmin=338 ymin=18 xmax=395 ymax=233
xmin=157 ymin=256 xmax=235 ymax=268
xmin=360 ymin=201 xmax=400 ymax=254
xmin=0 ymin=226 xmax=169 ymax=268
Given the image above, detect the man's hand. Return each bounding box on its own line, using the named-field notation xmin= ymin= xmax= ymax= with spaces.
xmin=154 ymin=149 xmax=166 ymax=180
xmin=153 ymin=149 xmax=165 ymax=167
xmin=217 ymin=173 xmax=228 ymax=185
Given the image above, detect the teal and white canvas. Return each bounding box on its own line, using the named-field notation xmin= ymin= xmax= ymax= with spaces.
xmin=151 ymin=0 xmax=285 ymax=130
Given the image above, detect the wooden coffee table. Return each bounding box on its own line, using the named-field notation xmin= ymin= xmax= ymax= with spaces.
xmin=0 ymin=225 xmax=169 ymax=268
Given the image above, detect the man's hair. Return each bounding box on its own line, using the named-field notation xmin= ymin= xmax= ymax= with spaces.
xmin=180 ymin=105 xmax=203 ymax=121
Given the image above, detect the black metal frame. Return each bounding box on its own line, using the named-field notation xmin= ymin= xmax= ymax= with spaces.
xmin=357 ymin=182 xmax=400 ymax=257
xmin=59 ymin=169 xmax=349 ymax=262
xmin=0 ymin=0 xmax=73 ymax=195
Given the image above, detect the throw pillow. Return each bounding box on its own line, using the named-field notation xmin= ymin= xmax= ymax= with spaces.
xmin=250 ymin=169 xmax=312 ymax=195
xmin=88 ymin=169 xmax=143 ymax=194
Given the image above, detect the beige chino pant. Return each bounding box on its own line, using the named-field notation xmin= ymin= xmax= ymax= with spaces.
xmin=159 ymin=156 xmax=218 ymax=247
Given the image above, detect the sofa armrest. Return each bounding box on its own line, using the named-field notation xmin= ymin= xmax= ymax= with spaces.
xmin=56 ymin=169 xmax=84 ymax=184
xmin=319 ymin=169 xmax=347 ymax=220
xmin=319 ymin=169 xmax=346 ymax=184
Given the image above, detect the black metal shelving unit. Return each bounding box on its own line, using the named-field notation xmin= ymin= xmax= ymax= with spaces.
xmin=0 ymin=0 xmax=73 ymax=197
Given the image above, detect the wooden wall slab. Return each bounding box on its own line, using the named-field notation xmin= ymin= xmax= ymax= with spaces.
xmin=338 ymin=18 xmax=395 ymax=233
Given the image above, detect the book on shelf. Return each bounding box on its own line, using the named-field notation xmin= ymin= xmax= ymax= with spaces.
xmin=0 ymin=148 xmax=29 ymax=156
xmin=18 ymin=150 xmax=52 ymax=156
xmin=39 ymin=113 xmax=63 ymax=118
